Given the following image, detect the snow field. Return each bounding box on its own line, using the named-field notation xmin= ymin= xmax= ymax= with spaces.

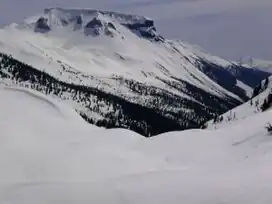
xmin=1 ymin=86 xmax=272 ymax=203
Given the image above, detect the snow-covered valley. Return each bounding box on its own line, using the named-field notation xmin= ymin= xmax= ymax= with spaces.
xmin=1 ymin=81 xmax=272 ymax=204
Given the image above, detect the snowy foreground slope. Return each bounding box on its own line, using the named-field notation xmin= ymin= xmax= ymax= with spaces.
xmin=0 ymin=8 xmax=270 ymax=136
xmin=1 ymin=85 xmax=272 ymax=203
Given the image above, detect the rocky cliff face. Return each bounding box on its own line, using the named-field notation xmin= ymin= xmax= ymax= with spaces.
xmin=34 ymin=17 xmax=51 ymax=33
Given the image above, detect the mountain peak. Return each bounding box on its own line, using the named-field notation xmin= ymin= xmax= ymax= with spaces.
xmin=16 ymin=7 xmax=162 ymax=41
xmin=44 ymin=8 xmax=152 ymax=24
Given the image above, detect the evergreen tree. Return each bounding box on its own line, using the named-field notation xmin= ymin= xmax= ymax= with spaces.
xmin=252 ymin=84 xmax=261 ymax=98
xmin=264 ymin=78 xmax=269 ymax=90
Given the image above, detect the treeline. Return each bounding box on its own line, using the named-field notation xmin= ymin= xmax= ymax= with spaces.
xmin=0 ymin=53 xmax=185 ymax=136
xmin=0 ymin=52 xmax=243 ymax=136
xmin=252 ymin=77 xmax=270 ymax=98
xmin=251 ymin=77 xmax=272 ymax=112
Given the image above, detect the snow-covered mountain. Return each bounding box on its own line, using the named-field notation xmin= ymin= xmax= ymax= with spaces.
xmin=1 ymin=83 xmax=272 ymax=204
xmin=238 ymin=57 xmax=272 ymax=73
xmin=207 ymin=75 xmax=272 ymax=129
xmin=0 ymin=8 xmax=270 ymax=136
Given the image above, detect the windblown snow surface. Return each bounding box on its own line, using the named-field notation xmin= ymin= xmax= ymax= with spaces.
xmin=1 ymin=84 xmax=272 ymax=204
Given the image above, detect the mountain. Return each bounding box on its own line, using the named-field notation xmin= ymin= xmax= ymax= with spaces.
xmin=0 ymin=8 xmax=270 ymax=136
xmin=238 ymin=57 xmax=272 ymax=73
xmin=207 ymin=75 xmax=272 ymax=129
xmin=1 ymin=84 xmax=272 ymax=204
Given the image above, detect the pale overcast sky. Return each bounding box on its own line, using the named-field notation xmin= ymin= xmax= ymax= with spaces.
xmin=0 ymin=0 xmax=271 ymax=61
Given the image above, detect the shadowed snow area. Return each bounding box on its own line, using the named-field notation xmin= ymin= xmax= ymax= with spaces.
xmin=1 ymin=85 xmax=272 ymax=203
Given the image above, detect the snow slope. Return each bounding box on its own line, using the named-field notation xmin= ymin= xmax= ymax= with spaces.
xmin=1 ymin=84 xmax=272 ymax=203
xmin=0 ymin=8 xmax=270 ymax=135
xmin=0 ymin=9 xmax=240 ymax=98
xmin=207 ymin=76 xmax=272 ymax=130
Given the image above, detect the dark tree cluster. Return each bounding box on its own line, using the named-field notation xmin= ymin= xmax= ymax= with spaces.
xmin=265 ymin=123 xmax=272 ymax=135
xmin=213 ymin=115 xmax=224 ymax=124
xmin=261 ymin=93 xmax=272 ymax=112
xmin=252 ymin=77 xmax=270 ymax=98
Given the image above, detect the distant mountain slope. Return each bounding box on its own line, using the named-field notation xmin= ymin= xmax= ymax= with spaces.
xmin=0 ymin=8 xmax=270 ymax=136
xmin=207 ymin=76 xmax=272 ymax=130
xmin=238 ymin=57 xmax=272 ymax=73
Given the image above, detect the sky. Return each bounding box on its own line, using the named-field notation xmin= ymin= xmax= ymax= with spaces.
xmin=0 ymin=0 xmax=271 ymax=61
